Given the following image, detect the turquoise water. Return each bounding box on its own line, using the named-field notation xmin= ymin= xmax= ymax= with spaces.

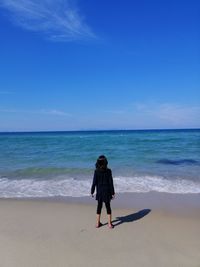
xmin=0 ymin=129 xmax=200 ymax=197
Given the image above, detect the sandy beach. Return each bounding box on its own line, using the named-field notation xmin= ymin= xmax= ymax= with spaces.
xmin=0 ymin=193 xmax=200 ymax=267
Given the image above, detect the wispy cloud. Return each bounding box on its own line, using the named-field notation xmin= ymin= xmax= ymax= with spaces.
xmin=134 ymin=102 xmax=200 ymax=127
xmin=0 ymin=0 xmax=95 ymax=41
xmin=155 ymin=104 xmax=200 ymax=124
xmin=103 ymin=109 xmax=127 ymax=115
xmin=0 ymin=108 xmax=71 ymax=116
xmin=0 ymin=91 xmax=14 ymax=94
xmin=39 ymin=109 xmax=71 ymax=116
xmin=101 ymin=102 xmax=200 ymax=129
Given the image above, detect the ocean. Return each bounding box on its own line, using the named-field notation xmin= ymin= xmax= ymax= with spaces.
xmin=0 ymin=129 xmax=200 ymax=198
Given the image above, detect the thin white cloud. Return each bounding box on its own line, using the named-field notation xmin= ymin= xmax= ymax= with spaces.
xmin=39 ymin=109 xmax=71 ymax=116
xmin=134 ymin=102 xmax=200 ymax=126
xmin=0 ymin=108 xmax=18 ymax=113
xmin=0 ymin=91 xmax=14 ymax=94
xmin=100 ymin=103 xmax=200 ymax=128
xmin=155 ymin=104 xmax=200 ymax=124
xmin=103 ymin=109 xmax=126 ymax=115
xmin=0 ymin=108 xmax=71 ymax=116
xmin=0 ymin=0 xmax=95 ymax=41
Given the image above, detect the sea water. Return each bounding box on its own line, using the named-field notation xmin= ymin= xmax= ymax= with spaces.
xmin=0 ymin=129 xmax=200 ymax=198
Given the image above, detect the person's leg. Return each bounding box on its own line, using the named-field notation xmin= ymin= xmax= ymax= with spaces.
xmin=105 ymin=201 xmax=113 ymax=228
xmin=96 ymin=200 xmax=103 ymax=227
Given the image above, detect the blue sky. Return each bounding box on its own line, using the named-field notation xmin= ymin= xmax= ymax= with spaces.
xmin=0 ymin=0 xmax=199 ymax=131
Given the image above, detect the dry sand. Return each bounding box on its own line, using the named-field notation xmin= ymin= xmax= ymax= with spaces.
xmin=0 ymin=195 xmax=200 ymax=267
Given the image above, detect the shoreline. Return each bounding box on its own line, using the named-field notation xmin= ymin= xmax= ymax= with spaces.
xmin=1 ymin=191 xmax=200 ymax=216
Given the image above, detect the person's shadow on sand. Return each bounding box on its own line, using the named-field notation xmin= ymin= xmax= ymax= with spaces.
xmin=113 ymin=209 xmax=151 ymax=227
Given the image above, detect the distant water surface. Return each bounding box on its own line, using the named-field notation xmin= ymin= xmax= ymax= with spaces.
xmin=0 ymin=129 xmax=199 ymax=198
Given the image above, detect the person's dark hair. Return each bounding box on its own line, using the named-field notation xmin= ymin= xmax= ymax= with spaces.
xmin=95 ymin=155 xmax=108 ymax=170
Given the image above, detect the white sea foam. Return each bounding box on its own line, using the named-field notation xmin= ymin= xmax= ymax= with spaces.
xmin=0 ymin=177 xmax=91 ymax=198
xmin=0 ymin=175 xmax=200 ymax=198
xmin=114 ymin=176 xmax=200 ymax=194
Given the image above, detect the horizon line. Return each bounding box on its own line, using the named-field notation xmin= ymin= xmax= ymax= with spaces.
xmin=0 ymin=127 xmax=199 ymax=134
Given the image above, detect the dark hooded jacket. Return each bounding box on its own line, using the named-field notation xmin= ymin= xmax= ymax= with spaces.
xmin=91 ymin=168 xmax=115 ymax=202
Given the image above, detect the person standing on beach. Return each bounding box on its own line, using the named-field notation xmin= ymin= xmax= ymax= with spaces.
xmin=91 ymin=155 xmax=115 ymax=229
